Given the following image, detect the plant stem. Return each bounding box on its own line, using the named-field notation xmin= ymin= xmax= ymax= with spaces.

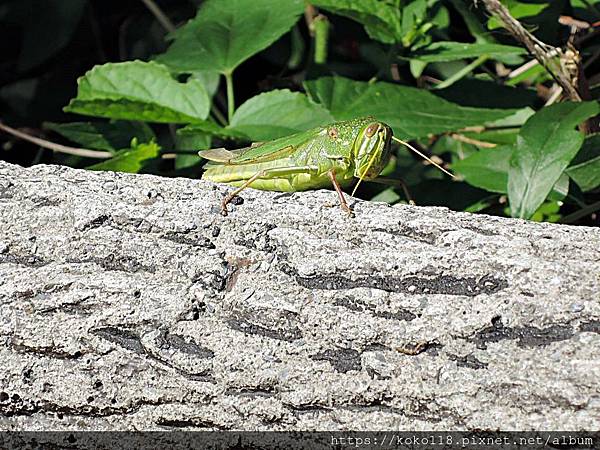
xmin=312 ymin=15 xmax=330 ymax=64
xmin=450 ymin=133 xmax=497 ymax=148
xmin=0 ymin=122 xmax=112 ymax=159
xmin=211 ymin=106 xmax=228 ymax=127
xmin=139 ymin=0 xmax=176 ymax=33
xmin=224 ymin=71 xmax=235 ymax=124
xmin=0 ymin=121 xmax=182 ymax=161
xmin=433 ymin=55 xmax=489 ymax=90
xmin=559 ymin=200 xmax=600 ymax=224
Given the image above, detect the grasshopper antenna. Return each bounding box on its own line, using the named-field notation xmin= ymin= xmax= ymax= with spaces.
xmin=392 ymin=136 xmax=455 ymax=178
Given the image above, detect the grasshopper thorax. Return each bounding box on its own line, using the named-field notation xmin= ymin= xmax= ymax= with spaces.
xmin=352 ymin=121 xmax=392 ymax=180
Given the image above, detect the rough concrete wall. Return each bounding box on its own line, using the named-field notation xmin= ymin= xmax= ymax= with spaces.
xmin=0 ymin=160 xmax=599 ymax=431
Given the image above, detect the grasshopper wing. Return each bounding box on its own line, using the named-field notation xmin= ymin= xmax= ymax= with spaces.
xmin=200 ymin=129 xmax=318 ymax=166
xmin=198 ymin=148 xmax=241 ymax=163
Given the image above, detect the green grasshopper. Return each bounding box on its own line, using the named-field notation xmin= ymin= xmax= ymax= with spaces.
xmin=199 ymin=116 xmax=453 ymax=216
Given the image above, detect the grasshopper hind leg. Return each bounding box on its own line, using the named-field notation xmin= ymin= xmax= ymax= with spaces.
xmin=219 ymin=165 xmax=318 ymax=216
xmin=220 ymin=170 xmax=267 ymax=216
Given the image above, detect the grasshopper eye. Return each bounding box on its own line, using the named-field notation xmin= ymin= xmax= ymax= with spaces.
xmin=365 ymin=124 xmax=378 ymax=137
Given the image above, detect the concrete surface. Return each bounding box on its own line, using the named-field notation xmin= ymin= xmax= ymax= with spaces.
xmin=0 ymin=161 xmax=599 ymax=431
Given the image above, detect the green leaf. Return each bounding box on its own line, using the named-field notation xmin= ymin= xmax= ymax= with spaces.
xmin=566 ymin=134 xmax=600 ymax=192
xmin=409 ymin=59 xmax=428 ymax=79
xmin=530 ymin=201 xmax=562 ymax=223
xmin=370 ymin=188 xmax=402 ymax=204
xmin=446 ymin=0 xmax=522 ymax=65
xmin=304 ymin=76 xmax=518 ymax=139
xmin=505 ymin=63 xmax=548 ymax=86
xmin=488 ymin=0 xmax=564 ymax=44
xmin=310 ymin=0 xmax=402 ymax=44
xmin=461 ymin=129 xmax=520 ymax=146
xmin=65 ymin=61 xmax=210 ymax=123
xmin=508 ymin=102 xmax=600 ymax=219
xmin=44 ymin=121 xmax=155 ymax=153
xmin=457 ymin=108 xmax=536 ymax=146
xmin=229 ymin=90 xmax=334 ymax=141
xmin=548 ymin=172 xmax=569 ymax=202
xmin=178 ymin=122 xmax=250 ymax=141
xmin=87 ymin=140 xmax=160 ymax=173
xmin=312 ymin=0 xmax=437 ymax=46
xmin=487 ymin=1 xmax=548 ymax=29
xmin=176 ymin=130 xmax=211 ymax=170
xmin=179 ymin=90 xmax=334 ymax=142
xmin=453 ymin=146 xmax=512 ymax=193
xmin=447 ymin=0 xmax=491 ymax=43
xmin=484 ymin=107 xmax=536 ymax=128
xmin=571 ymin=0 xmax=600 ymax=23
xmin=454 ymin=145 xmax=573 ymax=202
xmin=191 ymin=71 xmax=221 ymax=98
xmin=156 ymin=0 xmax=304 ymax=74
xmin=409 ymin=41 xmax=525 ymax=62
xmin=288 ymin=25 xmax=306 ymax=70
xmin=437 ymin=80 xmax=537 ymax=109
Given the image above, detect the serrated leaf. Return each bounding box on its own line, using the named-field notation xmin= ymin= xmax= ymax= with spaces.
xmin=310 ymin=0 xmax=402 ymax=44
xmin=304 ymin=76 xmax=517 ymax=139
xmin=508 ymin=102 xmax=600 ymax=219
xmin=313 ymin=0 xmax=437 ymax=46
xmin=566 ymin=134 xmax=600 ymax=192
xmin=409 ymin=41 xmax=525 ymax=62
xmin=229 ymin=90 xmax=334 ymax=141
xmin=65 ymin=61 xmax=210 ymax=123
xmin=157 ymin=0 xmax=304 ymax=74
xmin=87 ymin=141 xmax=160 ymax=173
xmin=45 ymin=121 xmax=155 ymax=153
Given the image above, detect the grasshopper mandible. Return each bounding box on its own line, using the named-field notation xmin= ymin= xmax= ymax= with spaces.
xmin=199 ymin=116 xmax=453 ymax=216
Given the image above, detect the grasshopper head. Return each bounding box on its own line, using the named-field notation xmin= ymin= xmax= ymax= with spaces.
xmin=352 ymin=121 xmax=392 ymax=181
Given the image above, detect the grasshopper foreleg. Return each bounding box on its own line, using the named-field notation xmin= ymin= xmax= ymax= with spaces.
xmin=327 ymin=170 xmax=354 ymax=218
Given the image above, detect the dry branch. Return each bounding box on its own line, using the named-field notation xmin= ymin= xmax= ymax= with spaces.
xmin=475 ymin=0 xmax=582 ymax=101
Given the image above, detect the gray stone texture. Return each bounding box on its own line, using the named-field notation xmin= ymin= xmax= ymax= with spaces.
xmin=0 ymin=161 xmax=599 ymax=431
